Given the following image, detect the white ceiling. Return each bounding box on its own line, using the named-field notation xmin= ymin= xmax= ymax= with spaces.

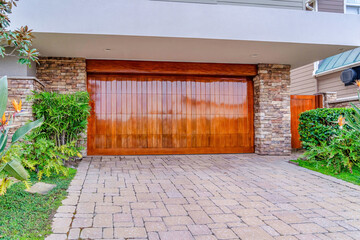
xmin=33 ymin=33 xmax=355 ymax=69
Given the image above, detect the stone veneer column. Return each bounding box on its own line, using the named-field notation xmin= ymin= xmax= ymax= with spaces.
xmin=320 ymin=92 xmax=337 ymax=108
xmin=7 ymin=77 xmax=45 ymax=145
xmin=36 ymin=57 xmax=88 ymax=155
xmin=253 ymin=64 xmax=291 ymax=155
xmin=36 ymin=57 xmax=86 ymax=93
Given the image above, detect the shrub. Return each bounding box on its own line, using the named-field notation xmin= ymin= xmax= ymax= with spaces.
xmin=298 ymin=108 xmax=355 ymax=149
xmin=29 ymin=91 xmax=90 ymax=147
xmin=302 ymin=130 xmax=360 ymax=174
xmin=5 ymin=135 xmax=79 ymax=180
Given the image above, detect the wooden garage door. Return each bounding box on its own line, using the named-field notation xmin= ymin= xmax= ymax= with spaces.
xmin=86 ymin=60 xmax=256 ymax=155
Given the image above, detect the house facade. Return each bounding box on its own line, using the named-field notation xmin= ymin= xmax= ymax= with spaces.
xmin=291 ymin=0 xmax=360 ymax=107
xmin=1 ymin=0 xmax=360 ymax=156
xmin=291 ymin=47 xmax=360 ymax=108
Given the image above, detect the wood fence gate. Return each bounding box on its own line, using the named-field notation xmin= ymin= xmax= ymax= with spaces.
xmin=291 ymin=95 xmax=323 ymax=149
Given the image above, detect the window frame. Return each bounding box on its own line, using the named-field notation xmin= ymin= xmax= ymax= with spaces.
xmin=344 ymin=0 xmax=360 ymax=14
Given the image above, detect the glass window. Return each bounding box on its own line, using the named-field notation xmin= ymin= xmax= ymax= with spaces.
xmin=346 ymin=0 xmax=360 ymax=14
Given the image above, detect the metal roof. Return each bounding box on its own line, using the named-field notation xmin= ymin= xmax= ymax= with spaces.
xmin=315 ymin=47 xmax=360 ymax=75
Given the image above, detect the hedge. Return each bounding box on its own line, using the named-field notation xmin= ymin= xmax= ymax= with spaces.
xmin=298 ymin=108 xmax=355 ymax=149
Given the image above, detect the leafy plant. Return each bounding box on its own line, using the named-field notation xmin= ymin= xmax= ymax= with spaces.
xmin=301 ymin=130 xmax=360 ymax=174
xmin=0 ymin=0 xmax=39 ymax=67
xmin=298 ymin=108 xmax=354 ymax=149
xmin=6 ymin=135 xmax=79 ymax=180
xmin=0 ymin=76 xmax=43 ymax=195
xmin=29 ymin=91 xmax=90 ymax=147
xmin=346 ymin=81 xmax=360 ymax=133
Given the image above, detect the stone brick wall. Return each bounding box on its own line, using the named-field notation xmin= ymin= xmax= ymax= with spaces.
xmin=328 ymin=100 xmax=360 ymax=108
xmin=36 ymin=57 xmax=88 ymax=155
xmin=320 ymin=92 xmax=337 ymax=108
xmin=36 ymin=57 xmax=86 ymax=93
xmin=320 ymin=92 xmax=360 ymax=108
xmin=6 ymin=77 xmax=45 ymax=144
xmin=253 ymin=64 xmax=291 ymax=155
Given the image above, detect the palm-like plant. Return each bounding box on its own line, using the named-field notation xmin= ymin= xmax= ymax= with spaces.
xmin=0 ymin=75 xmax=43 ymax=195
xmin=346 ymin=81 xmax=360 ymax=132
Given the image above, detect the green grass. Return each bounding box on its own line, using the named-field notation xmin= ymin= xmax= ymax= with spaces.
xmin=291 ymin=159 xmax=360 ymax=186
xmin=0 ymin=168 xmax=76 ymax=240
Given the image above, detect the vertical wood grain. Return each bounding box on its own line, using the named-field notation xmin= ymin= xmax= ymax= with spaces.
xmin=290 ymin=95 xmax=317 ymax=149
xmin=87 ymin=74 xmax=254 ymax=155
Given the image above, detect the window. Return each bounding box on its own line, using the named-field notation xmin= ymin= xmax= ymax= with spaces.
xmin=346 ymin=0 xmax=360 ymax=14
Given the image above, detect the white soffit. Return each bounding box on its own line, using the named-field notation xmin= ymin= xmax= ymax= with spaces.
xmin=9 ymin=0 xmax=360 ymax=67
xmin=31 ymin=33 xmax=355 ymax=69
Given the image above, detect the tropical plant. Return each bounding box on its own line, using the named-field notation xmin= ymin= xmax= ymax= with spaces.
xmin=29 ymin=91 xmax=90 ymax=147
xmin=346 ymin=80 xmax=360 ymax=133
xmin=5 ymin=135 xmax=79 ymax=180
xmin=0 ymin=0 xmax=39 ymax=67
xmin=0 ymin=76 xmax=43 ymax=194
xmin=301 ymin=129 xmax=360 ymax=174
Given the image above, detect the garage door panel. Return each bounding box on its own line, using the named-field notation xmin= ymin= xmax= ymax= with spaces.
xmin=87 ymin=74 xmax=254 ymax=155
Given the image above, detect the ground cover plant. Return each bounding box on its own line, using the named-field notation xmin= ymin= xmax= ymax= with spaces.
xmin=0 ymin=168 xmax=76 ymax=239
xmin=291 ymin=159 xmax=360 ymax=186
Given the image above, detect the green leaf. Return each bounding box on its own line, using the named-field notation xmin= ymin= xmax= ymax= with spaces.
xmin=11 ymin=117 xmax=44 ymax=143
xmin=0 ymin=76 xmax=8 ymax=118
xmin=0 ymin=133 xmax=8 ymax=153
xmin=2 ymin=160 xmax=29 ymax=181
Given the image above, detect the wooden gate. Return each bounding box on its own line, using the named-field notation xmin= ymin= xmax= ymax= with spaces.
xmin=291 ymin=95 xmax=323 ymax=149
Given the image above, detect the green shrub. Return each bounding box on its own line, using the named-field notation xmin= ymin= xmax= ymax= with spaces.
xmin=298 ymin=108 xmax=355 ymax=149
xmin=302 ymin=130 xmax=360 ymax=174
xmin=4 ymin=135 xmax=79 ymax=180
xmin=29 ymin=91 xmax=90 ymax=147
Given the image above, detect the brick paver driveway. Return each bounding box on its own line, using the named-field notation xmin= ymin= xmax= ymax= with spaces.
xmin=48 ymin=154 xmax=360 ymax=240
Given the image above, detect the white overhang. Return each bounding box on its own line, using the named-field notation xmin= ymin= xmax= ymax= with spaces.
xmin=9 ymin=0 xmax=360 ymax=68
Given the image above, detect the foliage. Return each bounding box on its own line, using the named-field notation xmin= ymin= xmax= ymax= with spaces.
xmin=29 ymin=91 xmax=90 ymax=147
xmin=0 ymin=0 xmax=39 ymax=67
xmin=346 ymin=89 xmax=360 ymax=133
xmin=0 ymin=168 xmax=76 ymax=239
xmin=5 ymin=135 xmax=80 ymax=180
xmin=0 ymin=76 xmax=43 ymax=195
xmin=298 ymin=108 xmax=355 ymax=149
xmin=291 ymin=159 xmax=360 ymax=186
xmin=301 ymin=130 xmax=360 ymax=174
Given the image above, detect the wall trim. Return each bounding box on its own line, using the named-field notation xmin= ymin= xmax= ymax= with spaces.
xmin=314 ymin=61 xmax=360 ymax=77
xmin=329 ymin=95 xmax=359 ymax=104
xmin=86 ymin=60 xmax=258 ymax=77
xmin=7 ymin=76 xmax=47 ymax=88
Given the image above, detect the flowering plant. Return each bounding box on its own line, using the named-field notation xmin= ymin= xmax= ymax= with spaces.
xmin=0 ymin=76 xmax=43 ymax=195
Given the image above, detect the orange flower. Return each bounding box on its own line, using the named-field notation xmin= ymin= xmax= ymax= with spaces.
xmin=356 ymin=80 xmax=360 ymax=89
xmin=338 ymin=115 xmax=345 ymax=129
xmin=1 ymin=113 xmax=6 ymax=126
xmin=12 ymin=99 xmax=22 ymax=113
xmin=0 ymin=113 xmax=10 ymax=126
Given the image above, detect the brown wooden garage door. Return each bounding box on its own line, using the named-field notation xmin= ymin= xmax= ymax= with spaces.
xmin=87 ymin=60 xmax=255 ymax=155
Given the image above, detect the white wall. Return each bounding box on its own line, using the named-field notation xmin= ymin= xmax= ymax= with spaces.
xmin=0 ymin=56 xmax=36 ymax=77
xmin=10 ymin=0 xmax=360 ymax=47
